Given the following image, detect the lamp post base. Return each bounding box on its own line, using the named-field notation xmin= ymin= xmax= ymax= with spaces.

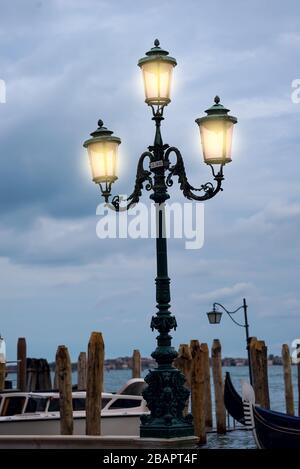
xmin=140 ymin=367 xmax=194 ymax=439
xmin=140 ymin=422 xmax=194 ymax=439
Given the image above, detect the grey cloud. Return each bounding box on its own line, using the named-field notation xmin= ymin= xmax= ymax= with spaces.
xmin=1 ymin=0 xmax=300 ymax=359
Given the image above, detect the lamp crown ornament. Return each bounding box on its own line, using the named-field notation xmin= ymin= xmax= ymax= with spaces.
xmin=90 ymin=119 xmax=114 ymax=137
xmin=143 ymin=38 xmax=172 ymax=58
xmin=204 ymin=95 xmax=231 ymax=116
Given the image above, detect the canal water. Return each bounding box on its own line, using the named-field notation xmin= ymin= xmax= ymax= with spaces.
xmin=7 ymin=365 xmax=298 ymax=449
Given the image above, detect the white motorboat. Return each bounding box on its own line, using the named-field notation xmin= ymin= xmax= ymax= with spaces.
xmin=0 ymin=378 xmax=149 ymax=436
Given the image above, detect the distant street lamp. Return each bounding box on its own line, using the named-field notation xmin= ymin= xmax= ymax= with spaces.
xmin=83 ymin=39 xmax=237 ymax=438
xmin=206 ymin=298 xmax=252 ymax=384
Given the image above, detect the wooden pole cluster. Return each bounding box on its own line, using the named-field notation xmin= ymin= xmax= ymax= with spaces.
xmin=173 ymin=344 xmax=192 ymax=415
xmin=17 ymin=337 xmax=27 ymax=391
xmin=77 ymin=352 xmax=87 ymax=390
xmin=55 ymin=345 xmax=73 ymax=435
xmin=282 ymin=344 xmax=294 ymax=415
xmin=190 ymin=340 xmax=206 ymax=444
xmin=211 ymin=339 xmax=226 ymax=434
xmin=39 ymin=359 xmax=51 ymax=390
xmin=19 ymin=332 xmax=300 ymax=437
xmin=132 ymin=349 xmax=141 ymax=379
xmin=26 ymin=358 xmax=51 ymax=391
xmin=52 ymin=333 xmax=104 ymax=436
xmin=86 ymin=332 xmax=104 ymax=436
xmin=202 ymin=343 xmax=213 ymax=429
xmin=174 ymin=341 xmax=213 ymax=437
xmin=249 ymin=337 xmax=270 ymax=408
xmin=26 ymin=359 xmax=38 ymax=391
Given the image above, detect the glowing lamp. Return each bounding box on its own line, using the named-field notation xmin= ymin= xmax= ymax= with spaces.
xmin=196 ymin=96 xmax=237 ymax=165
xmin=83 ymin=120 xmax=121 ymax=185
xmin=138 ymin=39 xmax=177 ymax=107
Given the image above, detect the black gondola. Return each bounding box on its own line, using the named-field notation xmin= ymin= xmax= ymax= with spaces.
xmin=242 ymin=382 xmax=300 ymax=449
xmin=224 ymin=371 xmax=245 ymax=424
xmin=249 ymin=404 xmax=300 ymax=449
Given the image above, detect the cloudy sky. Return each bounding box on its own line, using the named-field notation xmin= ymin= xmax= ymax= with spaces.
xmin=1 ymin=0 xmax=300 ymax=362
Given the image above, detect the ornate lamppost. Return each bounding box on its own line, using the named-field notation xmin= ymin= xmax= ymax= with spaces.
xmin=83 ymin=40 xmax=237 ymax=438
xmin=206 ymin=298 xmax=252 ymax=384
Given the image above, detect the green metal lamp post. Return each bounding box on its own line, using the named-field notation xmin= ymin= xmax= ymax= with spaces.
xmin=83 ymin=39 xmax=238 ymax=438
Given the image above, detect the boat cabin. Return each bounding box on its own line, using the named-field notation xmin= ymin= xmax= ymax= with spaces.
xmin=0 ymin=378 xmax=147 ymax=417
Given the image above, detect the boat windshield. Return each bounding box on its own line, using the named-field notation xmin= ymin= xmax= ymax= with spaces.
xmin=48 ymin=398 xmax=60 ymax=412
xmin=48 ymin=397 xmax=112 ymax=412
xmin=1 ymin=396 xmax=26 ymax=416
xmin=24 ymin=397 xmax=48 ymax=413
xmin=120 ymin=381 xmax=146 ymax=396
xmin=109 ymin=398 xmax=141 ymax=409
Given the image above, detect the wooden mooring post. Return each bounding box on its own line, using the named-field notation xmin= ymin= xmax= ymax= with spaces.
xmin=249 ymin=337 xmax=270 ymax=408
xmin=282 ymin=344 xmax=294 ymax=415
xmin=173 ymin=344 xmax=192 ymax=416
xmin=190 ymin=340 xmax=206 ymax=444
xmin=26 ymin=358 xmax=51 ymax=391
xmin=38 ymin=359 xmax=51 ymax=390
xmin=202 ymin=343 xmax=213 ymax=429
xmin=132 ymin=349 xmax=141 ymax=379
xmin=17 ymin=337 xmax=27 ymax=391
xmin=211 ymin=339 xmax=226 ymax=434
xmin=86 ymin=332 xmax=104 ymax=436
xmin=56 ymin=345 xmax=73 ymax=435
xmin=26 ymin=358 xmax=37 ymax=391
xmin=77 ymin=352 xmax=87 ymax=390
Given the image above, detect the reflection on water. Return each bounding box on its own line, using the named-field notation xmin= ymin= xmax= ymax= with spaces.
xmin=206 ymin=429 xmax=256 ymax=449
